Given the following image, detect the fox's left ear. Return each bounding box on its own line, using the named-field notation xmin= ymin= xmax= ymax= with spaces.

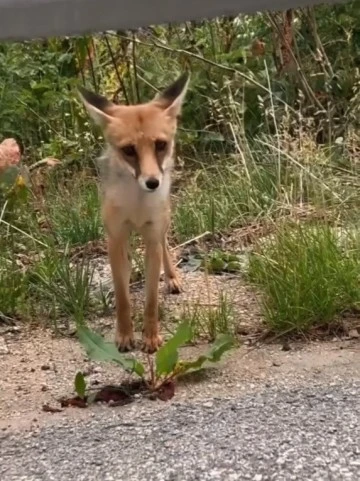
xmin=153 ymin=72 xmax=190 ymax=117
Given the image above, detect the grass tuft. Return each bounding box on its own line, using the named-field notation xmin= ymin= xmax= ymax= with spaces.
xmin=46 ymin=181 xmax=103 ymax=247
xmin=248 ymin=223 xmax=360 ymax=334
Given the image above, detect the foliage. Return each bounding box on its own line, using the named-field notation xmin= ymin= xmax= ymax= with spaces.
xmin=202 ymin=250 xmax=242 ymax=274
xmin=76 ymin=321 xmax=234 ymax=399
xmin=74 ymin=371 xmax=87 ymax=399
xmin=1 ymin=3 xmax=360 ymax=336
xmin=0 ymin=3 xmax=359 ymax=157
xmin=77 ymin=325 xmax=145 ymax=376
xmin=248 ymin=223 xmax=360 ymax=333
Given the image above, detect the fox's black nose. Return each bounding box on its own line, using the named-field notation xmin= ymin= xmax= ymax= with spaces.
xmin=145 ymin=177 xmax=160 ymax=190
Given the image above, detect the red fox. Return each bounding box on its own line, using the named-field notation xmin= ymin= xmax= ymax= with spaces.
xmin=78 ymin=73 xmax=190 ymax=353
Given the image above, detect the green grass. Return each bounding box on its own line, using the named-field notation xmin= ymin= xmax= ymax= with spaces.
xmin=176 ymin=292 xmax=235 ymax=342
xmin=248 ymin=223 xmax=360 ymax=334
xmin=172 ymin=136 xmax=360 ymax=243
xmin=45 ymin=180 xmax=103 ymax=246
xmin=28 ymin=249 xmax=95 ymax=328
xmin=2 ymin=132 xmax=360 ymax=339
xmin=173 ymin=158 xmax=278 ymax=241
xmin=0 ymin=251 xmax=27 ymax=320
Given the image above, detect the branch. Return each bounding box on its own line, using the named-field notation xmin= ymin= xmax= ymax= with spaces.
xmin=111 ymin=32 xmax=296 ymax=113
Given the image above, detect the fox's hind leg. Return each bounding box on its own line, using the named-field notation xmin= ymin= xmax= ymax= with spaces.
xmin=162 ymin=237 xmax=181 ymax=294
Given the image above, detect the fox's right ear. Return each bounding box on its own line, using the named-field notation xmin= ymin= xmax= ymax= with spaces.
xmin=77 ymin=87 xmax=114 ymax=127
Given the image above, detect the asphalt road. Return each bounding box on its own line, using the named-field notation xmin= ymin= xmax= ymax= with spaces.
xmin=1 ymin=381 xmax=360 ymax=481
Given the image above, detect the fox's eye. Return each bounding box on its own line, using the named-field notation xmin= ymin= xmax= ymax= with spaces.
xmin=121 ymin=144 xmax=136 ymax=157
xmin=155 ymin=140 xmax=167 ymax=152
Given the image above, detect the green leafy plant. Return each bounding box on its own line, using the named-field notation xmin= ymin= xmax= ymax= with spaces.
xmin=75 ymin=321 xmax=234 ymax=403
xmin=74 ymin=371 xmax=86 ymax=399
xmin=77 ymin=325 xmax=145 ymax=376
xmin=202 ymin=250 xmax=242 ymax=274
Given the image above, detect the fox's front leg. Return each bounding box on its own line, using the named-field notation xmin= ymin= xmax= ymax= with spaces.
xmin=142 ymin=237 xmax=163 ymax=353
xmin=108 ymin=234 xmax=134 ymax=351
xmin=103 ymin=203 xmax=134 ymax=353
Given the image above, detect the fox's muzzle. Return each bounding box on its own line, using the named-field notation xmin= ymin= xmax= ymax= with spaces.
xmin=138 ymin=174 xmax=162 ymax=192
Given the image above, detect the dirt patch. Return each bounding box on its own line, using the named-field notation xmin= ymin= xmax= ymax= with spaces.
xmin=1 ymin=253 xmax=360 ymax=434
xmin=1 ymin=323 xmax=360 ymax=434
xmin=90 ymin=252 xmax=262 ymax=338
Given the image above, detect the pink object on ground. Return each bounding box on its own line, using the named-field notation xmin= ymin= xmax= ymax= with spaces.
xmin=0 ymin=138 xmax=21 ymax=173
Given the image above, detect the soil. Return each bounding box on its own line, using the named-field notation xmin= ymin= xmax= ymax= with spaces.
xmin=1 ymin=254 xmax=360 ymax=434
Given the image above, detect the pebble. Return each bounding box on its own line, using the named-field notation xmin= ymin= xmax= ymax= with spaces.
xmin=0 ymin=337 xmax=9 ymax=355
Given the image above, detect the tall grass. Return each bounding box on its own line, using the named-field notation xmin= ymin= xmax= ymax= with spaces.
xmin=1 ymin=5 xmax=360 ymax=337
xmin=248 ymin=223 xmax=360 ymax=333
xmin=45 ymin=180 xmax=103 ymax=246
xmin=172 ymin=132 xmax=360 ymax=242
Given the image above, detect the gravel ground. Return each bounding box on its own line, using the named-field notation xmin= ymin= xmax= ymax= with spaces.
xmin=1 ymin=380 xmax=360 ymax=481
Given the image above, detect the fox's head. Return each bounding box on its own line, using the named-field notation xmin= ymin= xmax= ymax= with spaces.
xmin=78 ymin=73 xmax=189 ymax=192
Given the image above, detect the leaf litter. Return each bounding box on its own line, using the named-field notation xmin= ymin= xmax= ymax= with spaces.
xmin=58 ymin=378 xmax=174 ymax=410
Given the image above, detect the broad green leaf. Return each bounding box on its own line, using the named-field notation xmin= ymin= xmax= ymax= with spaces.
xmin=156 ymin=321 xmax=193 ymax=376
xmin=74 ymin=371 xmax=86 ymax=399
xmin=77 ymin=325 xmax=145 ymax=377
xmin=177 ymin=334 xmax=234 ymax=374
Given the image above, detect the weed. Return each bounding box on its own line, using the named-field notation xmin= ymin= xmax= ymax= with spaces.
xmin=46 ymin=181 xmax=103 ymax=246
xmin=178 ymin=292 xmax=235 ymax=341
xmin=248 ymin=223 xmax=360 ymax=333
xmin=0 ymin=250 xmax=27 ymax=320
xmin=202 ymin=250 xmax=242 ymax=274
xmin=73 ymin=321 xmax=234 ymax=404
xmin=29 ymin=249 xmax=95 ymax=327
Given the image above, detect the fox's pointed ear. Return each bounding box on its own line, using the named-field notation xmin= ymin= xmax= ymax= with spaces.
xmin=77 ymin=86 xmax=114 ymax=127
xmin=154 ymin=72 xmax=190 ymax=117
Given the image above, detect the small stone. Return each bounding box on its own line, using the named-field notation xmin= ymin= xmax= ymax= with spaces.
xmin=0 ymin=337 xmax=9 ymax=355
xmin=348 ymin=329 xmax=359 ymax=339
xmin=281 ymin=342 xmax=291 ymax=352
xmin=8 ymin=325 xmax=21 ymax=334
xmin=41 ymin=364 xmax=51 ymax=371
xmin=41 ymin=385 xmax=48 ymax=392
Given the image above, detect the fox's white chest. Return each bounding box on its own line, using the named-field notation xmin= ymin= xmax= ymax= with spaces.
xmin=103 ymin=172 xmax=171 ymax=229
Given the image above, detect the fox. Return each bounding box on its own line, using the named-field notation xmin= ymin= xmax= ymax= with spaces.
xmin=78 ymin=72 xmax=190 ymax=353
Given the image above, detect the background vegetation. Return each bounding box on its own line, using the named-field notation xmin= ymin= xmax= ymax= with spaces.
xmin=1 ymin=1 xmax=360 ymax=339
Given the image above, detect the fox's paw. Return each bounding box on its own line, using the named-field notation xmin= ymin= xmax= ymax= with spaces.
xmin=115 ymin=333 xmax=135 ymax=352
xmin=141 ymin=334 xmax=163 ymax=354
xmin=166 ymin=276 xmax=182 ymax=295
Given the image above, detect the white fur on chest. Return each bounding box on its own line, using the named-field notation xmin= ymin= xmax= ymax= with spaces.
xmin=104 ymin=172 xmax=171 ymax=229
